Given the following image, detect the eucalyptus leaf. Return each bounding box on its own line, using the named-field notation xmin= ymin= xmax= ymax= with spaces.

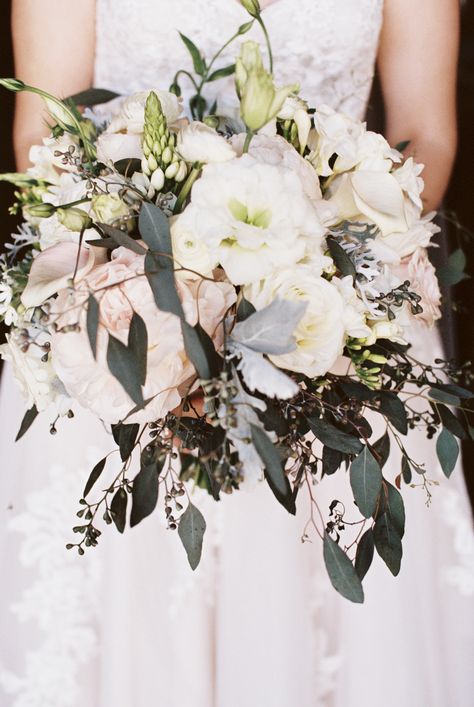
xmin=381 ymin=482 xmax=406 ymax=538
xmin=112 ymin=423 xmax=140 ymax=461
xmin=128 ymin=312 xmax=148 ymax=385
xmin=236 ymin=296 xmax=256 ymax=322
xmin=139 ymin=203 xmax=172 ymax=260
xmin=182 ymin=321 xmax=221 ymax=380
xmin=323 ymin=533 xmax=364 ymax=603
xmin=130 ymin=461 xmax=163 ymax=527
xmin=145 ymin=253 xmax=184 ymax=318
xmin=437 ymin=249 xmax=469 ymax=287
xmin=436 ymin=427 xmax=459 ymax=478
xmin=378 ymin=391 xmax=408 ymax=435
xmin=350 ymin=446 xmax=382 ymax=518
xmin=373 ymin=512 xmax=402 ymax=576
xmin=98 ymin=223 xmax=147 ymax=255
xmin=86 ymin=293 xmax=100 ymax=359
xmin=251 ymin=424 xmax=295 ymax=514
xmin=179 ymin=32 xmax=207 ymax=76
xmin=401 ymin=455 xmax=412 ymax=484
xmin=110 ymin=488 xmax=128 ymax=534
xmin=437 ymin=404 xmax=466 ymax=439
xmin=83 ymin=457 xmax=107 ymax=498
xmin=178 ymin=502 xmax=207 ymax=570
xmin=15 ymin=405 xmax=38 ymax=442
xmin=322 ymin=446 xmax=343 ymax=476
xmin=107 ymin=335 xmax=144 ymax=409
xmin=355 ymin=528 xmax=375 ymax=581
xmin=327 ymin=236 xmax=356 ymax=279
xmin=307 ymin=417 xmax=363 ymax=454
xmin=428 ymin=388 xmax=461 ymax=406
xmin=372 ymin=432 xmax=390 ymax=469
xmin=232 ymin=297 xmax=307 ymax=355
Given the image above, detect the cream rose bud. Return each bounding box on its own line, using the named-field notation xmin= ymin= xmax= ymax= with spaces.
xmin=392 ymin=248 xmax=442 ymax=327
xmin=177 ymin=122 xmax=236 ymax=164
xmin=244 ymin=265 xmax=347 ymax=378
xmin=170 ymin=214 xmax=218 ymax=279
xmin=92 ymin=194 xmax=130 ymax=225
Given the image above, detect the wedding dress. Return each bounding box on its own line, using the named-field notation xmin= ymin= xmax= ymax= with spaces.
xmin=1 ymin=1 xmax=473 ymax=706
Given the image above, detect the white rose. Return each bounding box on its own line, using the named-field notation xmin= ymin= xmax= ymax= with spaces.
xmin=180 ymin=154 xmax=325 ymax=285
xmin=106 ymin=90 xmax=183 ymax=135
xmin=333 ymin=276 xmax=371 ymax=339
xmin=170 ymin=213 xmax=218 ymax=279
xmin=371 ymin=212 xmax=440 ymax=263
xmin=96 ymin=132 xmax=143 ymax=164
xmin=244 ymin=265 xmax=347 ymax=378
xmin=0 ymin=330 xmax=64 ymax=412
xmin=177 ymin=122 xmax=236 ymax=164
xmin=92 ymin=193 xmax=131 ymax=225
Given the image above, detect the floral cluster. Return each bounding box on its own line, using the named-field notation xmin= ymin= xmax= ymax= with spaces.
xmin=0 ymin=2 xmax=471 ymax=602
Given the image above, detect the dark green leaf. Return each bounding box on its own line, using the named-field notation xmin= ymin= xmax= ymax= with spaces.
xmin=107 ymin=334 xmax=144 ymax=409
xmin=236 ymin=296 xmax=256 ymax=322
xmin=179 ymin=32 xmax=207 ymax=76
xmin=437 ymin=383 xmax=474 ymax=399
xmin=394 ymin=140 xmax=410 ymax=152
xmin=83 ymin=457 xmax=107 ymax=498
xmin=110 ymin=488 xmax=128 ymax=533
xmin=428 ymin=388 xmax=461 ymax=406
xmin=401 ymin=455 xmax=412 ymax=483
xmin=436 ymin=427 xmax=459 ymax=478
xmin=350 ymin=446 xmax=382 ymax=518
xmin=372 ymin=432 xmax=390 ymax=469
xmin=374 ymin=512 xmax=402 ymax=576
xmin=251 ymin=424 xmax=295 ymax=514
xmin=378 ymin=481 xmax=405 ymax=538
xmin=340 ymin=379 xmax=377 ymax=401
xmin=15 ymin=405 xmax=39 ymax=441
xmin=98 ymin=223 xmax=146 ymax=255
xmin=139 ymin=203 xmax=172 ymax=259
xmin=437 ymin=249 xmax=469 ymax=286
xmin=66 ymin=88 xmax=120 ymax=106
xmin=145 ymin=253 xmax=184 ymax=318
xmin=379 ymin=391 xmax=408 ymax=435
xmin=327 ymin=237 xmax=356 ymax=279
xmin=307 ymin=416 xmax=363 ymax=454
xmin=112 ymin=423 xmax=140 ymax=461
xmin=113 ymin=158 xmax=142 ymax=176
xmin=130 ymin=460 xmax=163 ymax=527
xmin=208 ymin=64 xmax=236 ymax=81
xmin=323 ymin=532 xmax=364 ymax=603
xmin=181 ymin=321 xmax=221 ymax=380
xmin=85 ymin=237 xmax=117 ymax=249
xmin=437 ymin=404 xmax=466 ymax=439
xmin=355 ymin=528 xmax=375 ymax=581
xmin=86 ymin=294 xmax=100 ymax=359
xmin=322 ymin=445 xmax=343 ymax=476
xmin=178 ymin=502 xmax=207 ymax=570
xmin=128 ymin=312 xmax=148 ymax=385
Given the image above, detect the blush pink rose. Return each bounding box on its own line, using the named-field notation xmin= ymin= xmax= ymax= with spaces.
xmin=51 ymin=247 xmax=235 ymax=423
xmin=394 ymin=247 xmax=442 ymax=327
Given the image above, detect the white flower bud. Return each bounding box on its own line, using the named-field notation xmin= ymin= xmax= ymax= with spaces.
xmin=150 ymin=168 xmax=165 ymax=191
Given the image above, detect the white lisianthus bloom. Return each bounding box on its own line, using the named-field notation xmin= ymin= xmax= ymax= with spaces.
xmin=106 ymin=90 xmax=183 ymax=134
xmin=327 ymin=170 xmax=408 ymax=237
xmin=277 ymin=95 xmax=312 ymax=151
xmin=333 ymin=276 xmax=371 ymax=339
xmin=177 ymin=122 xmax=236 ymax=164
xmin=28 ymin=133 xmax=83 ymax=182
xmin=92 ymin=193 xmax=130 ymax=225
xmin=244 ymin=266 xmax=347 ymax=378
xmin=0 ymin=330 xmax=64 ymax=412
xmin=309 ymin=104 xmax=400 ymax=177
xmin=180 ymin=155 xmax=325 ymax=285
xmin=170 ymin=213 xmax=218 ymax=279
xmin=370 ymin=213 xmax=440 ymax=263
xmin=392 ymin=157 xmax=425 ymax=212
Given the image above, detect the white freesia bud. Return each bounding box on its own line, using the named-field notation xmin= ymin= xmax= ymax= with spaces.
xmin=177 ymin=122 xmax=236 ymax=164
xmin=56 ymin=207 xmax=92 ymax=232
xmin=92 ymin=194 xmax=130 ymax=225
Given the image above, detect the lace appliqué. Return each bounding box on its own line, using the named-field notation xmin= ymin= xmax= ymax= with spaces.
xmin=0 ymin=458 xmax=102 ymax=707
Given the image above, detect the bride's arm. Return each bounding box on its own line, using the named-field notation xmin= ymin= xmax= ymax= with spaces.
xmin=12 ymin=0 xmax=96 ymax=170
xmin=378 ymin=0 xmax=459 ymax=211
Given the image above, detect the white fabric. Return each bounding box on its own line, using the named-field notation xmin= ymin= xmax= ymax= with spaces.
xmin=1 ymin=1 xmax=474 ymax=705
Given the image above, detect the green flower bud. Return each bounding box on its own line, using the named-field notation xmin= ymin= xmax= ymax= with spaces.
xmin=26 ymin=202 xmax=56 ymax=219
xmin=57 ymin=207 xmax=92 ymax=232
xmin=0 ymin=78 xmax=26 ymax=92
xmin=240 ymin=0 xmax=261 ymax=16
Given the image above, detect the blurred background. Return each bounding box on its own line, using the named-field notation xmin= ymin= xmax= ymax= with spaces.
xmin=0 ymin=1 xmax=473 ymax=503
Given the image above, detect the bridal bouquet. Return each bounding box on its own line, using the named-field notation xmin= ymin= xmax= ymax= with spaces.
xmin=0 ymin=2 xmax=472 ymax=602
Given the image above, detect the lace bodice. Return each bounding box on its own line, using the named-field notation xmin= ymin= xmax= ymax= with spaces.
xmin=95 ymin=0 xmax=384 ymax=121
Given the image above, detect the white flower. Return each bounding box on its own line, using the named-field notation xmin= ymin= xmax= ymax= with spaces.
xmin=327 ymin=170 xmax=408 ymax=237
xmin=170 ymin=213 xmax=218 ymax=279
xmin=333 ymin=276 xmax=371 ymax=339
xmin=392 ymin=248 xmax=442 ymax=327
xmin=96 ymin=132 xmax=143 ymax=164
xmin=180 ymin=155 xmax=325 ymax=285
xmin=0 ymin=330 xmax=63 ymax=412
xmin=106 ymin=90 xmax=182 ymax=135
xmin=0 ymin=280 xmax=18 ymax=326
xmin=277 ymin=95 xmax=312 ymax=151
xmin=364 ymin=318 xmax=407 ymax=346
xmin=91 ymin=193 xmax=130 ymax=225
xmin=309 ymin=105 xmax=400 ymax=177
xmin=392 ymin=157 xmax=425 ymax=212
xmin=371 ymin=212 xmax=440 ymax=263
xmin=177 ymin=122 xmax=236 ymax=164
xmin=244 ymin=265 xmax=347 ymax=378
xmin=27 ymin=133 xmax=83 ymax=183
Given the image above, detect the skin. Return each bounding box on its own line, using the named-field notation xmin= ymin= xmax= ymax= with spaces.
xmin=12 ymin=0 xmax=459 ymax=210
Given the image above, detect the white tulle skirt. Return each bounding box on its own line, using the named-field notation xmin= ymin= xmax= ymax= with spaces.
xmin=1 ymin=324 xmax=473 ymax=707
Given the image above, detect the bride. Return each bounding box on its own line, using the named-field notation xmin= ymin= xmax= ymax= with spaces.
xmin=1 ymin=1 xmax=473 ymax=706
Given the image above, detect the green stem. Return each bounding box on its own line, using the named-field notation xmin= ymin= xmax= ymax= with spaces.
xmin=173 ymin=164 xmax=202 ymax=214
xmin=242 ymin=131 xmax=254 ymax=154
xmin=256 ymin=15 xmax=274 ymax=73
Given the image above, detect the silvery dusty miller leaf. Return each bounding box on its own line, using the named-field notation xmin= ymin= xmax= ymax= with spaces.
xmin=232 ymin=297 xmax=307 ymax=355
xmin=228 ymin=341 xmax=298 ymax=400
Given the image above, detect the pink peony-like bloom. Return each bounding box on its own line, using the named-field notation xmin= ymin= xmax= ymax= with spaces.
xmin=394 ymin=247 xmax=442 ymax=327
xmin=50 ymin=247 xmax=235 ymax=423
